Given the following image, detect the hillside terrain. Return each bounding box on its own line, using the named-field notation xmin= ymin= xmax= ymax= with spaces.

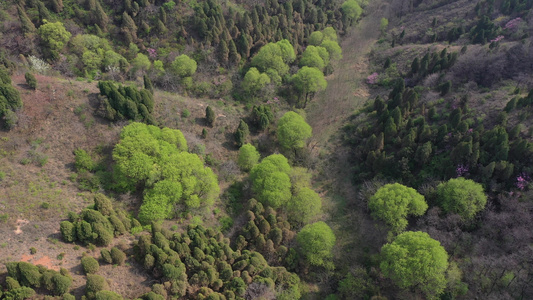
xmin=1 ymin=0 xmax=533 ymax=299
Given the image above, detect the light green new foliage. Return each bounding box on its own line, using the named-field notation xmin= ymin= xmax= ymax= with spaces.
xmin=277 ymin=111 xmax=312 ymax=151
xmin=287 ymin=187 xmax=322 ymax=224
xmin=297 ymin=221 xmax=336 ymax=267
xmin=320 ymin=40 xmax=343 ymax=61
xmin=251 ymin=42 xmax=291 ymax=76
xmin=132 ymin=53 xmax=151 ymax=72
xmin=368 ymin=183 xmax=428 ymax=233
xmin=291 ymin=67 xmax=327 ymax=100
xmin=242 ymin=67 xmax=270 ymax=95
xmin=113 ymin=123 xmax=217 ymax=224
xmin=38 ymin=20 xmax=71 ymax=58
xmin=276 ymin=39 xmax=296 ymax=64
xmin=436 ymin=177 xmax=487 ymax=219
xmin=250 ymin=154 xmax=292 ymax=208
xmin=299 ymin=46 xmax=329 ymax=71
xmin=238 ymin=144 xmax=260 ymax=171
xmin=341 ymin=0 xmax=363 ymax=24
xmin=308 ymin=31 xmax=324 ymax=46
xmin=380 ymin=231 xmax=449 ymax=299
xmin=171 ymin=54 xmax=197 ymax=77
xmin=322 ymin=27 xmax=338 ymax=42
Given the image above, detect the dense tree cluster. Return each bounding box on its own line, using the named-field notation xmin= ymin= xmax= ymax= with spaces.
xmin=133 ymin=223 xmax=301 ymax=299
xmin=112 ymin=123 xmax=219 ymax=224
xmin=0 ymin=67 xmax=22 ymax=129
xmin=3 ymin=262 xmax=73 ymax=297
xmin=97 ymin=80 xmax=155 ymax=124
xmin=60 ymin=193 xmax=134 ymax=246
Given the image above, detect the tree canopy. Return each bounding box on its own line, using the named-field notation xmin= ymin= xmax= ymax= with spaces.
xmin=287 ymin=187 xmax=322 ymax=224
xmin=277 ymin=111 xmax=312 ymax=151
xmin=297 ymin=221 xmax=336 ymax=268
xmin=38 ymin=20 xmax=71 ymax=59
xmin=368 ymin=183 xmax=428 ymax=233
xmin=380 ymin=231 xmax=449 ymax=299
xmin=242 ymin=67 xmax=270 ymax=96
xmin=112 ymin=123 xmax=219 ymax=223
xmin=171 ymin=54 xmax=197 ymax=77
xmin=238 ymin=144 xmax=260 ymax=171
xmin=436 ymin=177 xmax=487 ymax=219
xmin=250 ymin=154 xmax=292 ymax=208
xmin=291 ymin=67 xmax=327 ymax=107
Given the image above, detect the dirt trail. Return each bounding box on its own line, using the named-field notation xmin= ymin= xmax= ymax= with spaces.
xmin=305 ymin=0 xmax=389 ymax=268
xmin=307 ymin=1 xmax=387 ymax=148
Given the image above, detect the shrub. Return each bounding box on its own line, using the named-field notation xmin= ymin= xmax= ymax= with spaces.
xmin=25 ymin=72 xmax=37 ymax=90
xmin=86 ymin=274 xmax=109 ymax=299
xmin=51 ymin=273 xmax=72 ymax=295
xmin=100 ymin=249 xmax=112 ymax=264
xmin=110 ymin=247 xmax=126 ymax=265
xmin=18 ymin=262 xmax=42 ymax=287
xmin=81 ymin=256 xmax=100 ymax=274
xmin=95 ymin=290 xmax=123 ymax=300
xmin=60 ymin=221 xmax=76 ymax=242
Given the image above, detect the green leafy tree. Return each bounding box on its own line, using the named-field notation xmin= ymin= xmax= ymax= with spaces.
xmin=368 ymin=183 xmax=428 ymax=234
xmin=113 ymin=123 xmax=218 ymax=223
xmin=299 ymin=46 xmax=329 ymax=71
xmin=242 ymin=67 xmax=270 ymax=96
xmin=238 ymin=144 xmax=260 ymax=171
xmin=341 ymin=0 xmax=362 ymax=26
xmin=380 ymin=231 xmax=449 ymax=299
xmin=297 ymin=221 xmax=336 ymax=268
xmin=435 ymin=177 xmax=487 ymax=219
xmin=37 ymin=21 xmax=71 ymax=60
xmin=291 ymin=66 xmax=327 ymax=108
xmin=25 ymin=73 xmax=36 ymax=90
xmin=251 ymin=43 xmax=290 ymax=76
xmin=287 ymin=187 xmax=322 ymax=225
xmin=308 ymin=31 xmax=324 ymax=46
xmin=320 ymin=40 xmax=342 ymax=61
xmin=277 ymin=111 xmax=312 ymax=151
xmin=250 ymin=154 xmax=292 ymax=208
xmin=132 ymin=53 xmax=151 ymax=73
xmin=171 ymin=54 xmax=197 ymax=77
xmin=380 ymin=18 xmax=389 ymax=34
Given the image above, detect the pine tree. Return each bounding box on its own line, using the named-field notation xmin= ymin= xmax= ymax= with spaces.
xmin=121 ymin=12 xmax=137 ymax=44
xmin=51 ymin=0 xmax=64 ymax=13
xmin=206 ymin=106 xmax=216 ymax=127
xmin=234 ymin=119 xmax=249 ymax=147
xmin=411 ymin=57 xmax=420 ymax=74
xmin=37 ymin=1 xmax=52 ymax=24
xmin=86 ymin=0 xmax=96 ymax=11
xmin=143 ymin=75 xmax=154 ymax=94
xmin=218 ymin=40 xmax=229 ymax=65
xmin=94 ymin=1 xmax=109 ymax=31
xmin=17 ymin=6 xmax=36 ymax=36
xmin=228 ymin=40 xmax=240 ymax=66
xmin=156 ymin=19 xmax=168 ymax=35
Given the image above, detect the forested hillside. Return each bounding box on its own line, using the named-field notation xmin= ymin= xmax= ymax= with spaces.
xmin=1 ymin=0 xmax=533 ymax=299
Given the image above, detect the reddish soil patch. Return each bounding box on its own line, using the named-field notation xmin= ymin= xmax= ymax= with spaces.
xmin=20 ymin=254 xmax=60 ymax=271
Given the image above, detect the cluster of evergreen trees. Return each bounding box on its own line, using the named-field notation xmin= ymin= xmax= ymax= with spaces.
xmin=133 ymin=223 xmax=301 ymax=299
xmin=2 ymin=262 xmax=73 ymax=298
xmin=97 ymin=80 xmax=155 ymax=124
xmin=60 ymin=193 xmax=137 ymax=246
xmin=0 ymin=67 xmax=22 ymax=128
